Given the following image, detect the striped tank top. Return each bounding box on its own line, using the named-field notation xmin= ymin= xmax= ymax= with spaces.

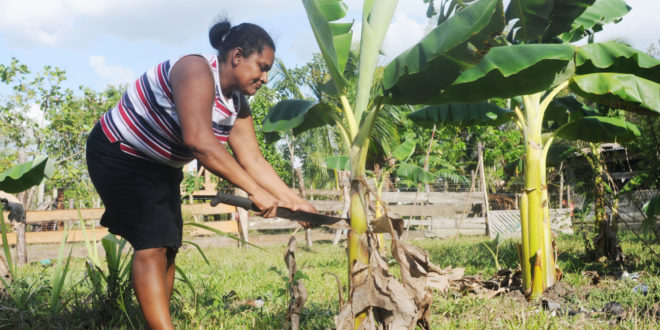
xmin=100 ymin=54 xmax=239 ymax=168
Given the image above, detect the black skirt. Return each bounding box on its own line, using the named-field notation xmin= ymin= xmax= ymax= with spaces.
xmin=86 ymin=123 xmax=184 ymax=250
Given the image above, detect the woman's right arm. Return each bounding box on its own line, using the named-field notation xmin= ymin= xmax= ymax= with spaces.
xmin=169 ymin=56 xmax=284 ymax=217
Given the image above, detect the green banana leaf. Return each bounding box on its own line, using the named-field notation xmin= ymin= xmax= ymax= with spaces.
xmin=642 ymin=194 xmax=659 ymax=232
xmin=396 ymin=163 xmax=436 ymax=184
xmin=326 ymin=155 xmax=350 ymax=171
xmin=544 ymin=95 xmax=601 ymax=127
xmin=262 ymin=99 xmax=335 ymax=135
xmin=554 ymin=116 xmax=640 ymax=143
xmin=559 ymin=0 xmax=630 ymax=42
xmin=430 ymin=44 xmax=576 ymax=103
xmin=383 ymin=0 xmax=504 ymax=104
xmin=569 ymin=73 xmax=660 ymax=116
xmin=643 ymin=194 xmax=660 ymax=220
xmin=353 ymin=0 xmax=397 ymax=121
xmin=392 ymin=139 xmax=416 ymax=162
xmin=0 ymin=155 xmax=54 ymax=193
xmin=408 ymin=102 xmax=514 ymax=128
xmin=546 ymin=142 xmax=579 ymax=166
xmin=506 ymin=0 xmax=596 ymax=42
xmin=576 ymin=42 xmax=660 ymax=81
xmin=542 ymin=0 xmax=597 ymax=41
xmin=302 ymin=0 xmax=351 ymax=91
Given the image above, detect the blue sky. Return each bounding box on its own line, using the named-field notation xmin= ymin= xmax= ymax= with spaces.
xmin=1 ymin=0 xmax=658 ymax=94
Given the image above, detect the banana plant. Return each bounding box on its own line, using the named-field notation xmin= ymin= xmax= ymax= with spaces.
xmin=264 ymin=0 xmax=398 ymax=282
xmin=1 ymin=155 xmax=54 ymax=287
xmin=385 ymin=0 xmax=660 ymax=299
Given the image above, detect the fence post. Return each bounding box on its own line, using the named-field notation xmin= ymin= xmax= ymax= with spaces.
xmin=235 ymin=189 xmax=250 ymax=248
xmin=477 ymin=142 xmax=490 ymax=234
xmin=296 ymin=168 xmax=313 ymax=247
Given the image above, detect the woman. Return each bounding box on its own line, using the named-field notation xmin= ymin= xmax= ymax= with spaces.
xmin=86 ymin=19 xmax=316 ymax=329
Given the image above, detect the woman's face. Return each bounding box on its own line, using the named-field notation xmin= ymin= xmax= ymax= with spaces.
xmin=233 ymin=46 xmax=274 ymax=96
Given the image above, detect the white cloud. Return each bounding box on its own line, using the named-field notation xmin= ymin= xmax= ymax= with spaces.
xmin=27 ymin=103 xmax=47 ymax=127
xmin=0 ymin=0 xmax=301 ymax=48
xmin=89 ymin=56 xmax=134 ymax=86
xmin=381 ymin=12 xmax=426 ymax=62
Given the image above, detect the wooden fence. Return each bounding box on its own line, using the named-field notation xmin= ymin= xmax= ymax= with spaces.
xmin=2 ymin=190 xmax=489 ymax=246
xmin=1 ymin=203 xmax=237 ymax=245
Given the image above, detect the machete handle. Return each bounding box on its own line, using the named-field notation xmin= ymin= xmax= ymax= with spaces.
xmin=210 ymin=192 xmax=346 ymax=226
xmin=210 ymin=192 xmax=256 ymax=210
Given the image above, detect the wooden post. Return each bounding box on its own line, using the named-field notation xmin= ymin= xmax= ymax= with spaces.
xmin=333 ymin=175 xmax=350 ymax=246
xmin=296 ymin=168 xmax=312 ymax=247
xmin=38 ymin=182 xmax=45 ymax=207
xmin=15 ymin=149 xmax=28 ymax=266
xmin=477 ymin=142 xmax=490 ymax=232
xmin=235 ymin=189 xmax=249 ymax=248
xmin=559 ymin=163 xmax=564 ymax=209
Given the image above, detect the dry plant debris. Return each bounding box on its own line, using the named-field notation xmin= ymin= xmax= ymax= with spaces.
xmin=284 ymin=237 xmax=307 ymax=330
xmin=335 ymin=216 xmax=464 ymax=329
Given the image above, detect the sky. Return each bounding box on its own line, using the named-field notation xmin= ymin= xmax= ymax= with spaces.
xmin=0 ymin=0 xmax=659 ymax=94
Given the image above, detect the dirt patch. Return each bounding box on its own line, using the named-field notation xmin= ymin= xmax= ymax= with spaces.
xmin=540 ymin=280 xmax=573 ymax=305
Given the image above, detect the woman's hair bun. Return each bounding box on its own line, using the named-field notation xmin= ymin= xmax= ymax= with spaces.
xmin=208 ymin=17 xmax=274 ymax=61
xmin=209 ymin=20 xmax=231 ymax=51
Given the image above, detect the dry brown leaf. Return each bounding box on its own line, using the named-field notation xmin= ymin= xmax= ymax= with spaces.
xmin=336 ymin=233 xmax=418 ymax=329
xmin=335 ymin=214 xmax=465 ymax=329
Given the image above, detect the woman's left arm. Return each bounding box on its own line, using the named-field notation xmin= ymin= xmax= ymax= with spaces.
xmin=228 ymin=101 xmax=317 ymax=214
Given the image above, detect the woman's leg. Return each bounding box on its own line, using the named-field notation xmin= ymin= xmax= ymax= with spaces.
xmin=165 ymin=247 xmax=177 ymax=299
xmin=132 ymin=247 xmax=174 ymax=330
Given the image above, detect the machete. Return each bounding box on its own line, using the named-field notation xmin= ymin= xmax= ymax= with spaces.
xmin=210 ymin=192 xmax=350 ymax=229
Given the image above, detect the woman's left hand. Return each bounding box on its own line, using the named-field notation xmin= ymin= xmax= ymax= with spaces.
xmin=288 ymin=197 xmax=318 ymax=228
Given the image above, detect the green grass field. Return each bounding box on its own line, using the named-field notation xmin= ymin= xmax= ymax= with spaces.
xmin=1 ymin=232 xmax=659 ymax=329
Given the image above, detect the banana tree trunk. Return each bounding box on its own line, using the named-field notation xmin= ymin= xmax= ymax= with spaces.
xmin=348 ymin=146 xmax=369 ymax=274
xmin=520 ymin=93 xmax=555 ymax=299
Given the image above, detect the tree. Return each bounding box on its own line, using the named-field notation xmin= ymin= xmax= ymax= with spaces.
xmin=384 ymin=0 xmax=660 ymax=299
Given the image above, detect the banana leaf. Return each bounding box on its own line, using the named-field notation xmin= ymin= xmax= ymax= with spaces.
xmin=554 ymin=116 xmax=640 ymax=143
xmin=544 ymin=95 xmax=601 ymax=127
xmin=326 ymin=155 xmax=350 ymax=171
xmin=576 ymin=42 xmax=660 ymax=81
xmin=431 ymin=44 xmax=576 ymax=103
xmin=408 ymin=102 xmax=514 ymax=128
xmin=396 ymin=163 xmax=436 ymax=184
xmin=542 ymin=0 xmax=597 ymax=41
xmin=383 ymin=0 xmax=504 ymax=104
xmin=546 ymin=142 xmax=579 ymax=166
xmin=0 ymin=155 xmax=54 ymax=193
xmin=559 ymin=0 xmax=630 ymax=42
xmin=262 ymin=99 xmax=335 ymax=135
xmin=392 ymin=139 xmax=416 ymax=162
xmin=642 ymin=194 xmax=659 ymax=232
xmin=302 ymin=0 xmax=352 ymax=91
xmin=506 ymin=0 xmax=596 ymax=42
xmin=569 ymin=73 xmax=660 ymax=116
xmin=643 ymin=194 xmax=660 ymax=220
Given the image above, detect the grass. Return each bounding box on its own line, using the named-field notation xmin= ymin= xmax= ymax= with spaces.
xmin=1 ymin=231 xmax=659 ymax=329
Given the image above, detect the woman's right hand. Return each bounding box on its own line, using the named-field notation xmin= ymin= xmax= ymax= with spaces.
xmin=248 ymin=190 xmax=292 ymax=218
